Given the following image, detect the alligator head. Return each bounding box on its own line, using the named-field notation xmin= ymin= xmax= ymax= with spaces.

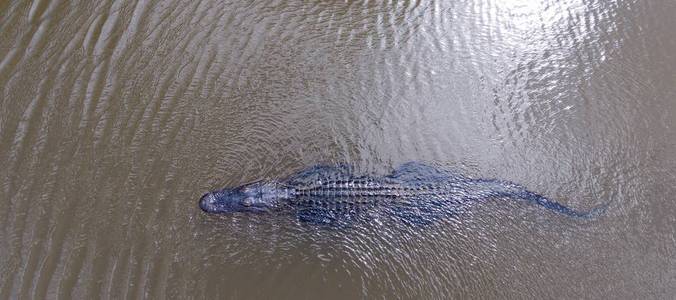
xmin=199 ymin=181 xmax=288 ymax=213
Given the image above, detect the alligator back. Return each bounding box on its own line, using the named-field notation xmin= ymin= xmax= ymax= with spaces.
xmin=279 ymin=162 xmax=605 ymax=225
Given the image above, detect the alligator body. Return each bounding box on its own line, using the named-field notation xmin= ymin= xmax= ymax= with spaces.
xmin=199 ymin=162 xmax=604 ymax=225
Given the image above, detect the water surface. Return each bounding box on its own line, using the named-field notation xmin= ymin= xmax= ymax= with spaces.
xmin=1 ymin=0 xmax=676 ymax=298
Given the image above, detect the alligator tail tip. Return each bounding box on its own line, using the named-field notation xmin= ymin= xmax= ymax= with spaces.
xmin=583 ymin=202 xmax=610 ymax=219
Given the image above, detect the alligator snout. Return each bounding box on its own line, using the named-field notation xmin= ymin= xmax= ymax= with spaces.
xmin=199 ymin=192 xmax=217 ymax=212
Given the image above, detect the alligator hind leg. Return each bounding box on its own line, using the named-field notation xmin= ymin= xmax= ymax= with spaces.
xmin=295 ymin=207 xmax=360 ymax=227
xmin=389 ymin=206 xmax=436 ymax=226
xmin=389 ymin=197 xmax=460 ymax=226
xmin=387 ymin=161 xmax=465 ymax=183
xmin=284 ymin=164 xmax=353 ymax=185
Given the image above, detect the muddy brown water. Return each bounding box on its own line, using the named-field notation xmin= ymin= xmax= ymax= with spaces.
xmin=1 ymin=0 xmax=676 ymax=299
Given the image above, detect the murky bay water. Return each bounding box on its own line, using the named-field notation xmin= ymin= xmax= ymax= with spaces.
xmin=1 ymin=0 xmax=676 ymax=298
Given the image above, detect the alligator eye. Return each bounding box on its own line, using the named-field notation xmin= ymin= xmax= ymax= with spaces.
xmin=243 ymin=199 xmax=253 ymax=206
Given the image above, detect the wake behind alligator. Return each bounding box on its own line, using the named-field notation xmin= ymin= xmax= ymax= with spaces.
xmin=199 ymin=162 xmax=606 ymax=225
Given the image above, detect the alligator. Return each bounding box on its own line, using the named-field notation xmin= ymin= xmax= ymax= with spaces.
xmin=199 ymin=162 xmax=606 ymax=225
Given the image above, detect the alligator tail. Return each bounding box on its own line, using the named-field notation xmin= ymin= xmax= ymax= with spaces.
xmin=515 ymin=189 xmax=608 ymax=219
xmin=474 ymin=179 xmax=608 ymax=219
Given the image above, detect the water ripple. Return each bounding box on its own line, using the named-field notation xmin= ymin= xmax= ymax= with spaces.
xmin=1 ymin=0 xmax=675 ymax=298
